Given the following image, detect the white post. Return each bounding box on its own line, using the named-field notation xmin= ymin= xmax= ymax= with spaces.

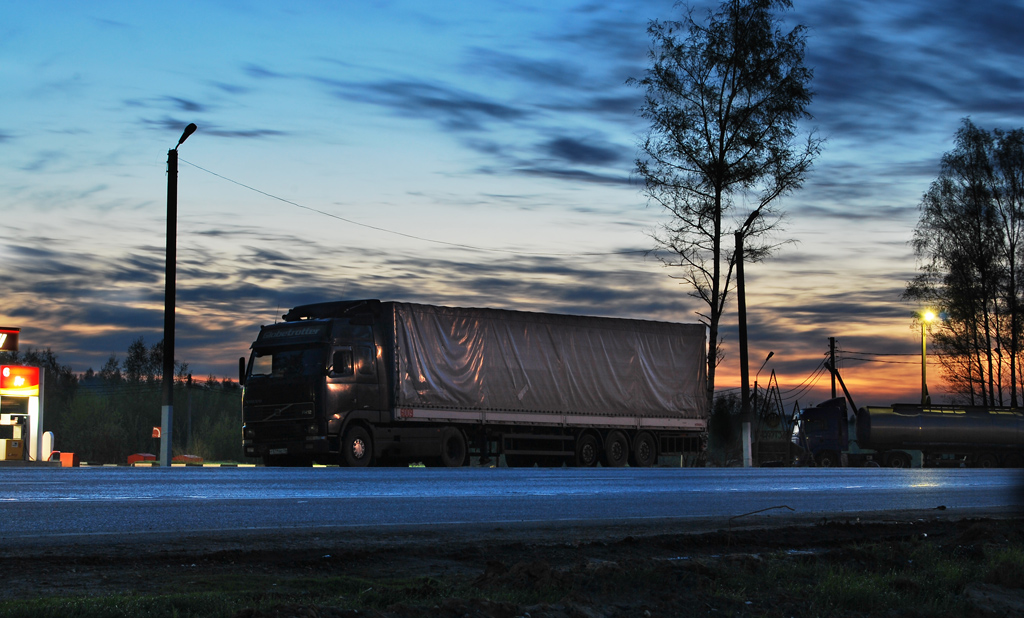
xmin=742 ymin=421 xmax=753 ymax=467
xmin=160 ymin=405 xmax=173 ymax=465
xmin=41 ymin=431 xmax=54 ymax=461
xmin=27 ymin=371 xmax=42 ymax=460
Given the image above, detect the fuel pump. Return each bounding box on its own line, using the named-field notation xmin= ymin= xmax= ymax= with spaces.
xmin=0 ymin=412 xmax=27 ymax=460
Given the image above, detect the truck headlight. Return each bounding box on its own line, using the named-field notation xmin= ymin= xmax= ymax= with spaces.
xmin=244 ymin=427 xmax=256 ymax=439
xmin=307 ymin=423 xmax=318 ymax=435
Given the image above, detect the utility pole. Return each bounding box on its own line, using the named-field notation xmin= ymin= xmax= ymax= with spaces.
xmin=735 ymin=230 xmax=752 ymax=468
xmin=920 ymin=310 xmax=934 ymax=407
xmin=829 ymin=337 xmax=836 ymax=399
xmin=161 ymin=123 xmax=197 ymax=467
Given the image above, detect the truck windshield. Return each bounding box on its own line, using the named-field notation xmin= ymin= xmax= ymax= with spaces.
xmin=249 ymin=347 xmax=324 ymax=379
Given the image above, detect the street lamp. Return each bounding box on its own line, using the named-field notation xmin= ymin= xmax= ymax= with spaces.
xmin=921 ymin=310 xmax=935 ymax=407
xmin=752 ymin=351 xmax=774 ymax=417
xmin=161 ymin=123 xmax=197 ymax=467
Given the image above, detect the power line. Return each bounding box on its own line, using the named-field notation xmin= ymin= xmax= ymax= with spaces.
xmin=840 ymin=350 xmax=920 ymax=356
xmin=838 ymin=355 xmax=930 ymax=366
xmin=780 ymin=358 xmax=828 ymax=402
xmin=841 ymin=350 xmax=953 ymax=358
xmin=780 ymin=357 xmax=826 ymax=394
xmin=180 ymin=159 xmax=649 ymax=258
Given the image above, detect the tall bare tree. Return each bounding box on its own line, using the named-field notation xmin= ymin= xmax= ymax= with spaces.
xmin=906 ymin=119 xmax=1024 ymax=406
xmin=631 ymin=0 xmax=821 ymax=406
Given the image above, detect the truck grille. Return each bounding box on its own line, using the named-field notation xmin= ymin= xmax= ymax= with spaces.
xmin=249 ymin=421 xmax=311 ymax=441
xmin=243 ymin=402 xmax=315 ymax=423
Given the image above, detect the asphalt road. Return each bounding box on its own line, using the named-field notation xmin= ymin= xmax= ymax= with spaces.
xmin=2 ymin=467 xmax=1022 ymax=547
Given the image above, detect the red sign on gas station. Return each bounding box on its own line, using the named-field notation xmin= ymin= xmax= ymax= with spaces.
xmin=0 ymin=328 xmax=18 ymax=352
xmin=1 ymin=365 xmax=40 ymax=397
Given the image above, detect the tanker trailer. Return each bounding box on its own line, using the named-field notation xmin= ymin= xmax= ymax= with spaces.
xmin=855 ymin=404 xmax=1024 ymax=468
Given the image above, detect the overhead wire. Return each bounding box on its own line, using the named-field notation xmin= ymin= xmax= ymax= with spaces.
xmin=180 ymin=158 xmax=649 ymax=258
xmin=773 ymin=352 xmax=830 ymax=403
xmin=780 ymin=360 xmax=829 ymax=402
xmin=779 ymin=356 xmax=827 ymax=393
xmin=838 ymin=355 xmax=931 ymax=365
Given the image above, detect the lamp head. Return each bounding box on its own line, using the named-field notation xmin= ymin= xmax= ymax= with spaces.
xmin=756 ymin=351 xmax=774 ymax=379
xmin=176 ymin=123 xmax=198 ymax=148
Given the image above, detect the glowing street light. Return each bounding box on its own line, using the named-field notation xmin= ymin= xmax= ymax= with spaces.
xmin=921 ymin=310 xmax=935 ymax=406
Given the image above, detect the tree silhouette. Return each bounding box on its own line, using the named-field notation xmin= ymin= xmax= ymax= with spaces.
xmin=630 ymin=0 xmax=821 ymax=406
xmin=906 ymin=119 xmax=1024 ymax=406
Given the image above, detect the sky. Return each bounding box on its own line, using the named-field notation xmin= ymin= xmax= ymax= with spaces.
xmin=3 ymin=0 xmax=1024 ymax=409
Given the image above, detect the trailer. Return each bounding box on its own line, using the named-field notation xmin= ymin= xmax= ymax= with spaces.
xmin=240 ymin=300 xmax=708 ymax=467
xmin=796 ymin=397 xmax=1024 ymax=468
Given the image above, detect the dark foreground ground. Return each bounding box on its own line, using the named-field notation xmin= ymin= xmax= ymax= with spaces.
xmin=2 ymin=510 xmax=1023 ymax=617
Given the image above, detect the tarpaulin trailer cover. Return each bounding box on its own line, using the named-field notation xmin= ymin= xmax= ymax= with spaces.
xmin=390 ymin=303 xmax=707 ymax=423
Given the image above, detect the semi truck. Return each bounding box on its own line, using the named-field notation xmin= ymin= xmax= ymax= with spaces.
xmin=240 ymin=300 xmax=708 ymax=467
xmin=796 ymin=397 xmax=1024 ymax=468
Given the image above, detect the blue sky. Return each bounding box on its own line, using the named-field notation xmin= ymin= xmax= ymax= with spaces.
xmin=3 ymin=0 xmax=1024 ymax=405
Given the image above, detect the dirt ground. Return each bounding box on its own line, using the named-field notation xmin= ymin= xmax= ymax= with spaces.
xmin=2 ymin=510 xmax=1023 ymax=617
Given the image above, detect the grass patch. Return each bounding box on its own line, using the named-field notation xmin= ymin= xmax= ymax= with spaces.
xmin=0 ymin=592 xmax=254 ymax=618
xmin=0 ymin=570 xmax=564 ymax=618
xmin=4 ymin=521 xmax=1022 ymax=617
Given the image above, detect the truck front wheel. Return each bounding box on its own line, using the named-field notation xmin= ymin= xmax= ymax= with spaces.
xmin=816 ymin=450 xmax=840 ymax=468
xmin=885 ymin=451 xmax=911 ymax=468
xmin=342 ymin=426 xmax=373 ymax=467
xmin=974 ymin=453 xmax=999 ymax=468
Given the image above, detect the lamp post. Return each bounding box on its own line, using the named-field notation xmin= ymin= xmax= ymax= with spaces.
xmin=753 ymin=351 xmax=774 ymax=416
xmin=161 ymin=122 xmax=197 ymax=467
xmin=920 ymin=310 xmax=935 ymax=407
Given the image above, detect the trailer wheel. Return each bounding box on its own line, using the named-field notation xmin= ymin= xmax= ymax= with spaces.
xmin=974 ymin=453 xmax=999 ymax=469
xmin=575 ymin=433 xmax=600 ymax=467
xmin=816 ymin=450 xmax=840 ymax=468
xmin=439 ymin=427 xmax=468 ymax=467
xmin=631 ymin=432 xmax=657 ymax=468
xmin=885 ymin=452 xmax=911 ymax=468
xmin=603 ymin=431 xmax=629 ymax=467
xmin=342 ymin=426 xmax=373 ymax=467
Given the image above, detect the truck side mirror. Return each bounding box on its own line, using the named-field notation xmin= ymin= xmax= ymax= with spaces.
xmin=238 ymin=357 xmax=247 ymax=386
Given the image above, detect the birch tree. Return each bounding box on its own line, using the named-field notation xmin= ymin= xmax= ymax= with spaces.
xmin=631 ymin=0 xmax=821 ymax=406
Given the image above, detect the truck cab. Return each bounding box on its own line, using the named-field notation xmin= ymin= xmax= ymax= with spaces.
xmin=241 ymin=317 xmax=383 ymax=466
xmin=794 ymin=397 xmax=849 ymax=467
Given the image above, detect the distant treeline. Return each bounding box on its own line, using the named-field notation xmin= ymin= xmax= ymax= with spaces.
xmin=0 ymin=338 xmax=241 ymax=463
